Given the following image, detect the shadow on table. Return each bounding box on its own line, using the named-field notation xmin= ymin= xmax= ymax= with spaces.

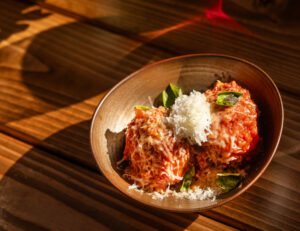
xmin=0 ymin=120 xmax=203 ymax=231
xmin=0 ymin=0 xmax=175 ymax=124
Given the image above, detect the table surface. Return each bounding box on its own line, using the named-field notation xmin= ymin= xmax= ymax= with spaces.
xmin=0 ymin=0 xmax=299 ymax=230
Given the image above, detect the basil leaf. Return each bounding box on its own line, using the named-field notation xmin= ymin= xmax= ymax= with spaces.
xmin=216 ymin=91 xmax=243 ymax=106
xmin=154 ymin=84 xmax=182 ymax=108
xmin=168 ymin=83 xmax=183 ymax=98
xmin=154 ymin=90 xmax=168 ymax=108
xmin=135 ymin=105 xmax=150 ymax=110
xmin=216 ymin=173 xmax=242 ymax=191
xmin=180 ymin=167 xmax=195 ymax=192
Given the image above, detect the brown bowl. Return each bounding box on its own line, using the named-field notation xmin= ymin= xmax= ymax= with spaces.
xmin=90 ymin=54 xmax=283 ymax=212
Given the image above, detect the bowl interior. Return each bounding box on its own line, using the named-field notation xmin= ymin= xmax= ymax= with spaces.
xmin=90 ymin=54 xmax=283 ymax=212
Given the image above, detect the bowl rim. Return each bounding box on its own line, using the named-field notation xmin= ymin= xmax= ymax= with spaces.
xmin=90 ymin=53 xmax=284 ymax=212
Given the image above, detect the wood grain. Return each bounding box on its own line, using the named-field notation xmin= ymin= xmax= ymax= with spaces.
xmin=0 ymin=0 xmax=172 ymax=167
xmin=0 ymin=0 xmax=299 ymax=230
xmin=0 ymin=133 xmax=238 ymax=231
xmin=35 ymin=0 xmax=300 ymax=95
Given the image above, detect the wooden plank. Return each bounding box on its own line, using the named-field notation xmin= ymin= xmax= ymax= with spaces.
xmin=35 ymin=0 xmax=300 ymax=95
xmin=0 ymin=133 xmax=238 ymax=231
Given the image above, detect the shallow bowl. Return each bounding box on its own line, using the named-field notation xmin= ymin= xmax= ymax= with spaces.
xmin=90 ymin=54 xmax=284 ymax=212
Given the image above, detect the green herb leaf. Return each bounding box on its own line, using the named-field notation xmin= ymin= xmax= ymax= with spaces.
xmin=216 ymin=173 xmax=242 ymax=191
xmin=216 ymin=91 xmax=243 ymax=106
xmin=168 ymin=83 xmax=183 ymax=98
xmin=135 ymin=105 xmax=150 ymax=110
xmin=154 ymin=84 xmax=182 ymax=108
xmin=154 ymin=90 xmax=168 ymax=108
xmin=180 ymin=167 xmax=195 ymax=192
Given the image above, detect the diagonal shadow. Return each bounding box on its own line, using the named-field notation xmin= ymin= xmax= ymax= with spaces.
xmin=0 ymin=120 xmax=201 ymax=231
xmin=0 ymin=0 xmax=183 ymax=124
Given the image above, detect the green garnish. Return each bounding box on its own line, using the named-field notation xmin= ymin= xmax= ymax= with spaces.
xmin=180 ymin=167 xmax=195 ymax=192
xmin=154 ymin=90 xmax=168 ymax=108
xmin=154 ymin=84 xmax=182 ymax=108
xmin=216 ymin=91 xmax=243 ymax=106
xmin=216 ymin=173 xmax=242 ymax=191
xmin=135 ymin=105 xmax=150 ymax=110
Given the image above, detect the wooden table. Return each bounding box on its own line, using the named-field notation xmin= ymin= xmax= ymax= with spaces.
xmin=0 ymin=0 xmax=299 ymax=230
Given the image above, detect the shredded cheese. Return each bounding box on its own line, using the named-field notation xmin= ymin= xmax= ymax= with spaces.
xmin=128 ymin=184 xmax=218 ymax=200
xmin=166 ymin=90 xmax=212 ymax=146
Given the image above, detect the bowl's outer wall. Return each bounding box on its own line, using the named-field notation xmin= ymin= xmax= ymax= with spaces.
xmin=90 ymin=54 xmax=283 ymax=212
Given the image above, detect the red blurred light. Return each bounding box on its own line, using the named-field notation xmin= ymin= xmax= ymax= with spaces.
xmin=205 ymin=0 xmax=253 ymax=35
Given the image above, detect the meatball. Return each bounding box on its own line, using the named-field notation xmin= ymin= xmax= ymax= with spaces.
xmin=194 ymin=81 xmax=260 ymax=179
xmin=123 ymin=107 xmax=191 ymax=191
xmin=205 ymin=81 xmax=259 ymax=155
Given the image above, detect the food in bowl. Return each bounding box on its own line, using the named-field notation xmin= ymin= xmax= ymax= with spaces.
xmin=118 ymin=80 xmax=260 ymax=200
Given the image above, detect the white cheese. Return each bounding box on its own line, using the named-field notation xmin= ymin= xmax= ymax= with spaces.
xmin=166 ymin=90 xmax=212 ymax=146
xmin=128 ymin=184 xmax=218 ymax=200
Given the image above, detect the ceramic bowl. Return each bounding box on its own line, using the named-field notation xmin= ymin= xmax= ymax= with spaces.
xmin=90 ymin=54 xmax=283 ymax=212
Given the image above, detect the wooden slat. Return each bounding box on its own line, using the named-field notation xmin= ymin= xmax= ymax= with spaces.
xmin=0 ymin=133 xmax=237 ymax=231
xmin=35 ymin=0 xmax=300 ymax=95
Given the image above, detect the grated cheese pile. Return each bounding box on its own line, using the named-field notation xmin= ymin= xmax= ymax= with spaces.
xmin=166 ymin=90 xmax=212 ymax=146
